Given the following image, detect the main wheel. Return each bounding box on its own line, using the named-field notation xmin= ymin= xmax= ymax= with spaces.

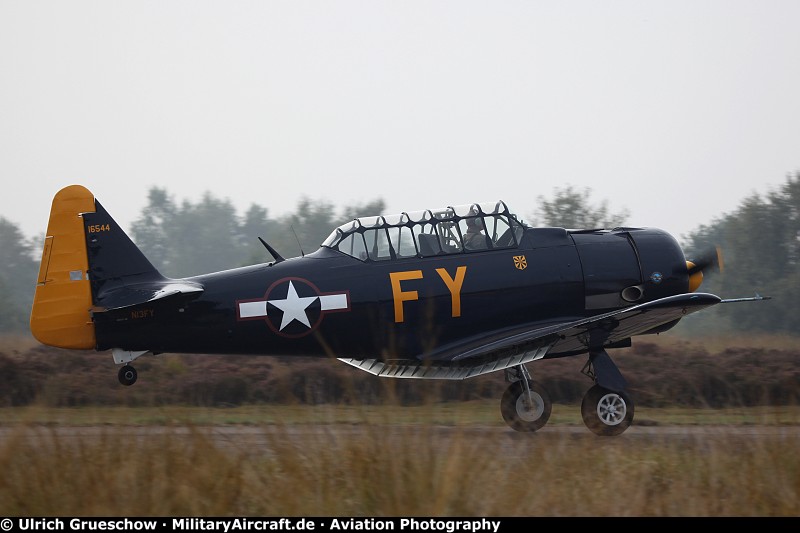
xmin=581 ymin=384 xmax=634 ymax=436
xmin=500 ymin=380 xmax=552 ymax=432
xmin=118 ymin=365 xmax=138 ymax=386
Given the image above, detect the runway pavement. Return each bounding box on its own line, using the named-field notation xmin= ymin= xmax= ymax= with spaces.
xmin=2 ymin=423 xmax=797 ymax=458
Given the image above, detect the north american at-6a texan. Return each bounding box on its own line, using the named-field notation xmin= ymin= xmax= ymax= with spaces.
xmin=30 ymin=185 xmax=768 ymax=436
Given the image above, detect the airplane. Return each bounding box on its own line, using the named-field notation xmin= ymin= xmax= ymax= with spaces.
xmin=29 ymin=184 xmax=770 ymax=436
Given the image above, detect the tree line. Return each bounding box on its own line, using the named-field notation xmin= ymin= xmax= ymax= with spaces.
xmin=1 ymin=173 xmax=798 ymax=334
xmin=127 ymin=188 xmax=387 ymax=278
xmin=680 ymin=172 xmax=800 ymax=334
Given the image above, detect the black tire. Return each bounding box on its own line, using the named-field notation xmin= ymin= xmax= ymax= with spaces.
xmin=118 ymin=365 xmax=138 ymax=386
xmin=500 ymin=380 xmax=552 ymax=432
xmin=580 ymin=384 xmax=634 ymax=436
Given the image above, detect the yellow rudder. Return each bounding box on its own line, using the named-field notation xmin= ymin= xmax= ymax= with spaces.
xmin=29 ymin=185 xmax=97 ymax=349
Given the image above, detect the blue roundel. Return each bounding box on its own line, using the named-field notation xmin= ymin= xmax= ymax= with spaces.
xmin=650 ymin=272 xmax=663 ymax=284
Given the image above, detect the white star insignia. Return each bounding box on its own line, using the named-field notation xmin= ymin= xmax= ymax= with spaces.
xmin=236 ymin=278 xmax=350 ymax=336
xmin=268 ymin=281 xmax=318 ymax=330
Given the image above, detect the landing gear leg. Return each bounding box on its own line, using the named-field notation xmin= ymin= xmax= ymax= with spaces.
xmin=500 ymin=364 xmax=552 ymax=432
xmin=118 ymin=365 xmax=138 ymax=386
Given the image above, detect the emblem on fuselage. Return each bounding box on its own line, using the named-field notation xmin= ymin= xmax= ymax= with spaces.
xmin=236 ymin=277 xmax=350 ymax=338
xmin=513 ymin=255 xmax=527 ymax=270
xmin=650 ymin=272 xmax=663 ymax=284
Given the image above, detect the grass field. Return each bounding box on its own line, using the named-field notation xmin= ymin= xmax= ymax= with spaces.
xmin=1 ymin=402 xmax=799 ymax=517
xmin=2 ymin=332 xmax=799 ymax=516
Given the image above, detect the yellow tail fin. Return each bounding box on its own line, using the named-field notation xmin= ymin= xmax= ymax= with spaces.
xmin=30 ymin=185 xmax=96 ymax=349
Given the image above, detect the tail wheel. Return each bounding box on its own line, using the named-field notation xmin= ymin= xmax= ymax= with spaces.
xmin=581 ymin=384 xmax=634 ymax=436
xmin=118 ymin=365 xmax=138 ymax=386
xmin=500 ymin=380 xmax=552 ymax=432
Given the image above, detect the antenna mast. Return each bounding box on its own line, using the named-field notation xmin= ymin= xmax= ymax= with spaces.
xmin=290 ymin=225 xmax=305 ymax=257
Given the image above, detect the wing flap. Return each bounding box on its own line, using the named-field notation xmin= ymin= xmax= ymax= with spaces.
xmin=338 ymin=343 xmax=553 ymax=381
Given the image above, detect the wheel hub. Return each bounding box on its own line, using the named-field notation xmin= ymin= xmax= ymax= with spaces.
xmin=597 ymin=393 xmax=626 ymax=425
xmin=516 ymin=393 xmax=544 ymax=421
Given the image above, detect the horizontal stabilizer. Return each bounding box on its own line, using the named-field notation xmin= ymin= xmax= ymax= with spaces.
xmin=93 ymin=281 xmax=204 ymax=312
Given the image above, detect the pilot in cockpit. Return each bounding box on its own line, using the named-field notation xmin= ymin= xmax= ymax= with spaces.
xmin=463 ymin=217 xmax=489 ymax=250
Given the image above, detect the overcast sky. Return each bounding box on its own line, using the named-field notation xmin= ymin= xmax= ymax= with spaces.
xmin=2 ymin=1 xmax=799 ymax=246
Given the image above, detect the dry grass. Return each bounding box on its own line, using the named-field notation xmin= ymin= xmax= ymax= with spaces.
xmin=0 ymin=404 xmax=798 ymax=517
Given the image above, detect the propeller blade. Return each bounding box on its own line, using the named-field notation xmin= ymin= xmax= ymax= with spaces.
xmin=687 ymin=246 xmax=724 ymax=275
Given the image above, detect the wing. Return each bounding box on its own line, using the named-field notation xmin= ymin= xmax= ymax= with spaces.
xmin=338 ymin=292 xmax=721 ymax=380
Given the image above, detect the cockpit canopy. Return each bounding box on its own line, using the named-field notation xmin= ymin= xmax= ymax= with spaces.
xmin=321 ymin=200 xmax=526 ymax=262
